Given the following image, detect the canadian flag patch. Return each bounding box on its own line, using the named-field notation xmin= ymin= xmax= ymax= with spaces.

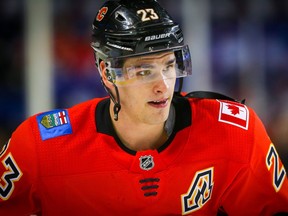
xmin=218 ymin=100 xmax=249 ymax=130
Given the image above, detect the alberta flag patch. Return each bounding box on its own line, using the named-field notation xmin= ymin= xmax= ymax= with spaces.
xmin=37 ymin=110 xmax=72 ymax=140
xmin=218 ymin=100 xmax=249 ymax=130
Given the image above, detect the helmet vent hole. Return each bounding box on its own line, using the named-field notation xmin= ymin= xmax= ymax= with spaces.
xmin=115 ymin=12 xmax=126 ymax=23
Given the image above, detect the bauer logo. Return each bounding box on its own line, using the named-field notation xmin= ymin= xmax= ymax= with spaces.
xmin=218 ymin=100 xmax=249 ymax=130
xmin=37 ymin=110 xmax=72 ymax=140
xmin=145 ymin=33 xmax=171 ymax=41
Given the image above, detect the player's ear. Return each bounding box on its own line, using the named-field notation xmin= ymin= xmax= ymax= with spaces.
xmin=100 ymin=61 xmax=114 ymax=89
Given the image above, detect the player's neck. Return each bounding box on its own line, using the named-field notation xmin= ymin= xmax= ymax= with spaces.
xmin=110 ymin=110 xmax=168 ymax=152
xmin=116 ymin=125 xmax=168 ymax=151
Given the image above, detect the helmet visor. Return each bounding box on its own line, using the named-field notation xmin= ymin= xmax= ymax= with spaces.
xmin=105 ymin=45 xmax=192 ymax=87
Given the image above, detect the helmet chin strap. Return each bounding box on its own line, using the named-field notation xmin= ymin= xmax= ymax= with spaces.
xmin=101 ymin=79 xmax=121 ymax=121
xmin=112 ymin=84 xmax=121 ymax=121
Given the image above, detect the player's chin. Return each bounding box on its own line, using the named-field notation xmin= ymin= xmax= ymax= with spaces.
xmin=149 ymin=107 xmax=171 ymax=124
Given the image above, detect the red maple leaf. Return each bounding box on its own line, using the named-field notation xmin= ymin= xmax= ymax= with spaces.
xmin=226 ymin=104 xmax=240 ymax=115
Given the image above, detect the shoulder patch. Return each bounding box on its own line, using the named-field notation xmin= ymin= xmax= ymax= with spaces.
xmin=37 ymin=110 xmax=72 ymax=140
xmin=218 ymin=100 xmax=249 ymax=130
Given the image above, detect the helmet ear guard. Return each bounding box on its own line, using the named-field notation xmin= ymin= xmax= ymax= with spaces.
xmin=93 ymin=53 xmax=115 ymax=84
xmin=104 ymin=62 xmax=114 ymax=83
xmin=106 ymin=70 xmax=113 ymax=82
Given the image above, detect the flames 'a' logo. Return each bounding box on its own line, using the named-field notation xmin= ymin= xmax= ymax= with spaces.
xmin=181 ymin=167 xmax=214 ymax=215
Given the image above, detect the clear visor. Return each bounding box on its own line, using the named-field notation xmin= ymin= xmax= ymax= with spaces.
xmin=105 ymin=45 xmax=192 ymax=87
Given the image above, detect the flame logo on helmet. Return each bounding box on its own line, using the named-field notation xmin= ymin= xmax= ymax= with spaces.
xmin=96 ymin=7 xmax=108 ymax=22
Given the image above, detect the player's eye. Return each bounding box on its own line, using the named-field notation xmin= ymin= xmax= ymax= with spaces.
xmin=163 ymin=63 xmax=175 ymax=73
xmin=136 ymin=70 xmax=151 ymax=77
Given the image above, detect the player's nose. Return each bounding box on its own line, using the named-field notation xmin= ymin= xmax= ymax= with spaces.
xmin=153 ymin=78 xmax=170 ymax=94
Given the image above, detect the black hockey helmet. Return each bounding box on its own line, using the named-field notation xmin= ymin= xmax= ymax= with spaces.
xmin=91 ymin=0 xmax=192 ymax=86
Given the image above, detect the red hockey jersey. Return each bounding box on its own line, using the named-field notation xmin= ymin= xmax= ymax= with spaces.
xmin=0 ymin=96 xmax=287 ymax=215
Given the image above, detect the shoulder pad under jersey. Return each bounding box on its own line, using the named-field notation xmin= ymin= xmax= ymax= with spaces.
xmin=184 ymin=91 xmax=246 ymax=104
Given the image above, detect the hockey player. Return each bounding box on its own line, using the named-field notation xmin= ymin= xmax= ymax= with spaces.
xmin=0 ymin=0 xmax=287 ymax=215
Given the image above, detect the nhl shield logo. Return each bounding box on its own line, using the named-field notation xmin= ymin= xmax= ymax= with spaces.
xmin=139 ymin=155 xmax=154 ymax=171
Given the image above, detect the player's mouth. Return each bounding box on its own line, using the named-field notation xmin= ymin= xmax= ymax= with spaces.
xmin=148 ymin=98 xmax=169 ymax=108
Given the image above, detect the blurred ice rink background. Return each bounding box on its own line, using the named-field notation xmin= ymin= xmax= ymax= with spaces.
xmin=0 ymin=0 xmax=287 ymax=168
